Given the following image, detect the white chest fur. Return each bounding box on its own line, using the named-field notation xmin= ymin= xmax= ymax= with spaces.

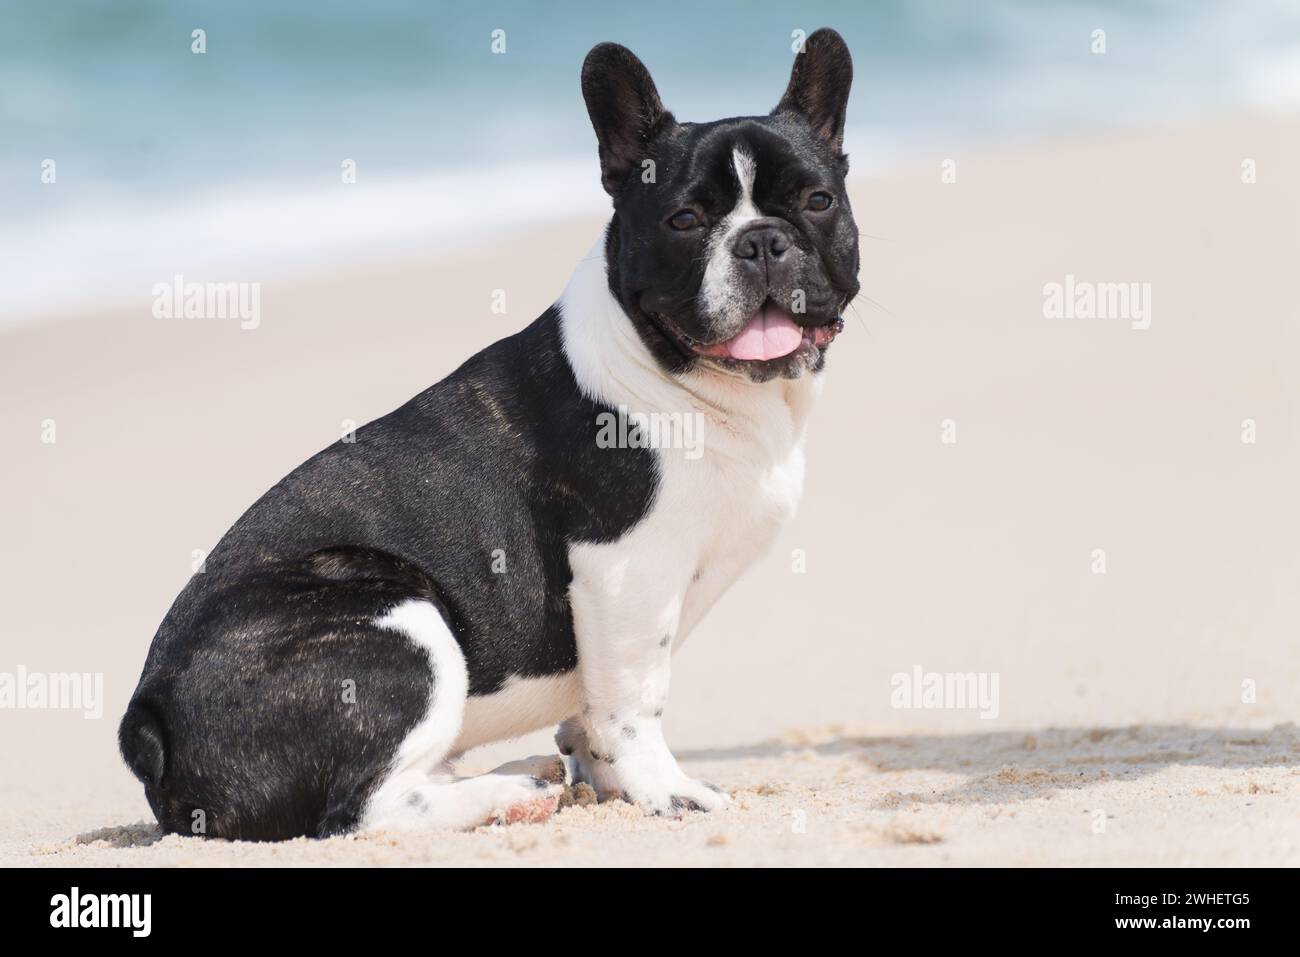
xmin=628 ymin=387 xmax=810 ymax=649
xmin=560 ymin=237 xmax=819 ymax=652
xmin=452 ymin=238 xmax=818 ymax=756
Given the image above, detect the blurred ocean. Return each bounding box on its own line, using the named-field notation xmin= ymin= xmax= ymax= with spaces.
xmin=3 ymin=0 xmax=1299 ymax=322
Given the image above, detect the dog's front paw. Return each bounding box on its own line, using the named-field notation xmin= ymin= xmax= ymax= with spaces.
xmin=555 ymin=716 xmax=728 ymax=817
xmin=619 ymin=772 xmax=731 ymax=818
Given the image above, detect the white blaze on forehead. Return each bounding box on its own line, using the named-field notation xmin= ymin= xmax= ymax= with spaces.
xmin=731 ymin=147 xmax=759 ymax=218
xmin=700 ymin=148 xmax=763 ymax=319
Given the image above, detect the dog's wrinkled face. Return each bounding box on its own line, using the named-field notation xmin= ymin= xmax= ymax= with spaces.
xmin=583 ymin=29 xmax=861 ymax=383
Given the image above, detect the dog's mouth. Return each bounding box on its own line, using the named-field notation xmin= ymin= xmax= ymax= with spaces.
xmin=652 ymin=301 xmax=843 ymax=370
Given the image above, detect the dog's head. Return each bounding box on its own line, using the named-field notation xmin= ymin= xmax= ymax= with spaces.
xmin=583 ymin=29 xmax=860 ymax=383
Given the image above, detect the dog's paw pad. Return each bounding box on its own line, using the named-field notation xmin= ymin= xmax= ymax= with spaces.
xmin=495 ymin=794 xmax=559 ymax=825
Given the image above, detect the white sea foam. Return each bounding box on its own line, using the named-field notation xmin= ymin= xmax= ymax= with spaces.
xmin=0 ymin=156 xmax=610 ymax=326
xmin=0 ymin=131 xmax=906 ymax=328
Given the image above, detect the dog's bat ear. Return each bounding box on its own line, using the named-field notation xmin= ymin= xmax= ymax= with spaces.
xmin=773 ymin=28 xmax=853 ymax=154
xmin=582 ymin=43 xmax=673 ymax=195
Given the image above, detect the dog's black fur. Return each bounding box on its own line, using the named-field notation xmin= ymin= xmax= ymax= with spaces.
xmin=120 ymin=29 xmax=858 ymax=840
xmin=121 ymin=316 xmax=655 ymax=839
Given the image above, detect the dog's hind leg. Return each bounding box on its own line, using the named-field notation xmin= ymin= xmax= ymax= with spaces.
xmin=363 ymin=771 xmax=560 ymax=830
xmin=359 ymin=600 xmax=561 ymax=830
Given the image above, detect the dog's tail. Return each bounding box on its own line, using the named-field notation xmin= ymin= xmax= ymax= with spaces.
xmin=119 ymin=699 xmax=168 ymax=794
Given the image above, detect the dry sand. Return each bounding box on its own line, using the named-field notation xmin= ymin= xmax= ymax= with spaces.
xmin=3 ymin=116 xmax=1299 ymax=866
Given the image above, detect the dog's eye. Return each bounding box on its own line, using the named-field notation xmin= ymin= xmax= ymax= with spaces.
xmin=668 ymin=209 xmax=700 ymax=230
xmin=806 ymin=191 xmax=834 ymax=212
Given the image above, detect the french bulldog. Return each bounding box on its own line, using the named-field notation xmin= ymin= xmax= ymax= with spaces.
xmin=120 ymin=28 xmax=859 ymax=839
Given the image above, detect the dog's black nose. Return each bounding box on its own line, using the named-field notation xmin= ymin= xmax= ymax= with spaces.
xmin=732 ymin=222 xmax=790 ymax=261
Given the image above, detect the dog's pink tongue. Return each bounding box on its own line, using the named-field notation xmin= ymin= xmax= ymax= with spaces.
xmin=723 ymin=305 xmax=803 ymax=361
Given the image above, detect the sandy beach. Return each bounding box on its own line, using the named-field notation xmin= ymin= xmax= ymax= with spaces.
xmin=3 ymin=116 xmax=1299 ymax=867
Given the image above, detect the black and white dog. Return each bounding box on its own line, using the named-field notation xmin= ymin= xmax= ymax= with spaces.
xmin=120 ymin=29 xmax=859 ymax=840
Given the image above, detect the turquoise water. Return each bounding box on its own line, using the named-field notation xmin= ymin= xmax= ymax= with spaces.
xmin=2 ymin=0 xmax=1298 ymax=318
